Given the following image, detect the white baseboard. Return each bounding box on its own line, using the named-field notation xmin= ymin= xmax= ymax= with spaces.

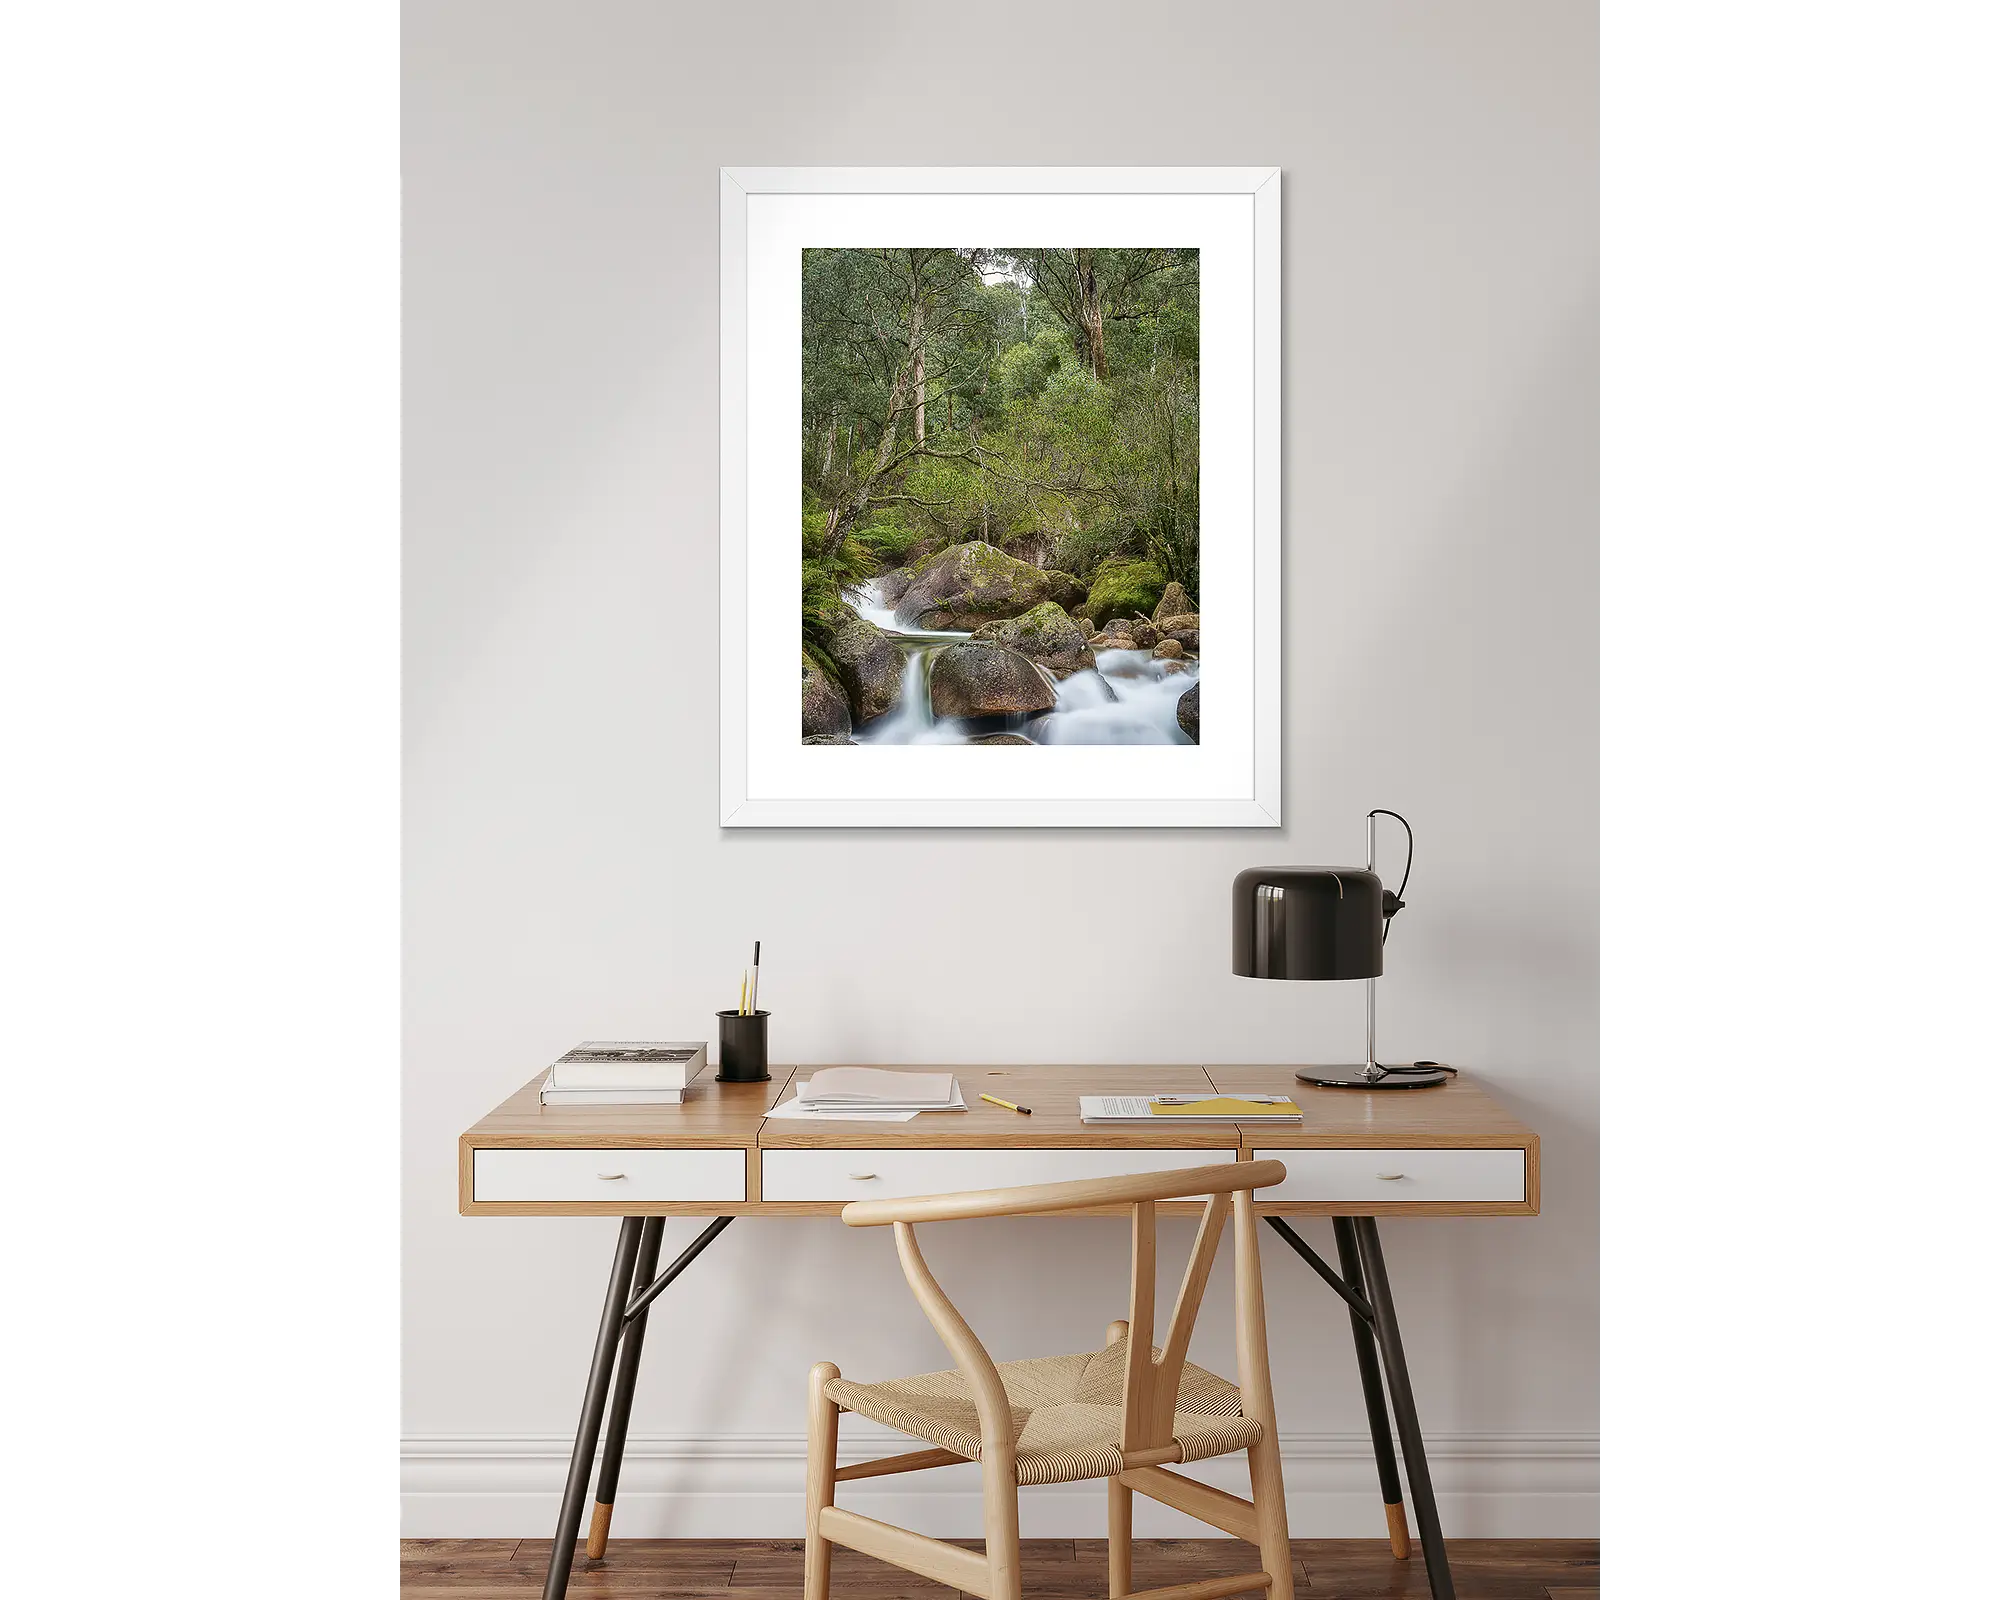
xmin=402 ymin=1426 xmax=1597 ymax=1538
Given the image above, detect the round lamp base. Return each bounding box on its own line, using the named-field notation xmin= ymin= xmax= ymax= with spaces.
xmin=1295 ymin=1062 xmax=1452 ymax=1090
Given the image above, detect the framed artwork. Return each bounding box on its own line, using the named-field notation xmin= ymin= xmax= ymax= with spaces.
xmin=720 ymin=166 xmax=1280 ymax=827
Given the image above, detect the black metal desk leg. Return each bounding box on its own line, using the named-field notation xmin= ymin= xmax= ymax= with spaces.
xmin=543 ymin=1218 xmax=645 ymax=1600
xmin=1331 ymin=1217 xmax=1409 ymax=1559
xmin=585 ymin=1217 xmax=665 ymax=1560
xmin=1353 ymin=1218 xmax=1455 ymax=1600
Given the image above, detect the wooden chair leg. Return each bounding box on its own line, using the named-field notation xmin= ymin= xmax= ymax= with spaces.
xmin=1244 ymin=1431 xmax=1294 ymax=1600
xmin=1234 ymin=1195 xmax=1294 ymax=1600
xmin=981 ymin=1456 xmax=1023 ymax=1600
xmin=1105 ymin=1319 xmax=1132 ymax=1598
xmin=806 ymin=1362 xmax=840 ymax=1600
xmin=1107 ymin=1478 xmax=1133 ymax=1597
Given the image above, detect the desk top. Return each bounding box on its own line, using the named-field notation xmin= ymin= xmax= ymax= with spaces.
xmin=460 ymin=1064 xmax=1536 ymax=1151
xmin=459 ymin=1064 xmax=1540 ymax=1218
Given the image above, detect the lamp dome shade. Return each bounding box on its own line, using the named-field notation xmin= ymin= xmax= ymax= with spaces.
xmin=1231 ymin=867 xmax=1385 ymax=980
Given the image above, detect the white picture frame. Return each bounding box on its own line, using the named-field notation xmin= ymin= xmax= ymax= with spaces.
xmin=719 ymin=166 xmax=1281 ymax=827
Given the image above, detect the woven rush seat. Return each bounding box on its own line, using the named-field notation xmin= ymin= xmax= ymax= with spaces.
xmin=823 ymin=1335 xmax=1262 ymax=1486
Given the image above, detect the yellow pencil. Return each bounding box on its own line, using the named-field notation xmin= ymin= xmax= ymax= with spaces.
xmin=979 ymin=1093 xmax=1032 ymax=1115
xmin=739 ymin=972 xmax=748 ymax=1015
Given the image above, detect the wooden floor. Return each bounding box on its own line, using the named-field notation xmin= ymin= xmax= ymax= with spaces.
xmin=402 ymin=1538 xmax=1600 ymax=1599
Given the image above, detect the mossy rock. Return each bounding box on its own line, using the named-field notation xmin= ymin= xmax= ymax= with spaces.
xmin=1083 ymin=559 xmax=1165 ymax=627
xmin=970 ymin=601 xmax=1095 ymax=679
xmin=817 ymin=603 xmax=904 ymax=724
xmin=895 ymin=541 xmax=1072 ymax=631
xmin=1041 ymin=569 xmax=1087 ymax=610
xmin=801 ymin=649 xmax=851 ymax=739
xmin=928 ymin=642 xmax=1057 ymax=718
xmin=876 ymin=566 xmax=916 ymax=605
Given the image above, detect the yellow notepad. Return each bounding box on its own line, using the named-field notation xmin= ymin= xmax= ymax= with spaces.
xmin=1148 ymin=1096 xmax=1302 ymax=1119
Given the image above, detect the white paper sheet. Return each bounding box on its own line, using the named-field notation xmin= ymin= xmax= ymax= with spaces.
xmin=793 ymin=1066 xmax=956 ymax=1105
xmin=765 ymin=1094 xmax=921 ymax=1124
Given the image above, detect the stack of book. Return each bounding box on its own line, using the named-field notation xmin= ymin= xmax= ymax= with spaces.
xmin=539 ymin=1041 xmax=707 ymax=1106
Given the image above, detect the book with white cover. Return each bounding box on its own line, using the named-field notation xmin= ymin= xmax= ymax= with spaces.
xmin=547 ymin=1041 xmax=706 ymax=1091
xmin=540 ymin=1075 xmax=698 ymax=1107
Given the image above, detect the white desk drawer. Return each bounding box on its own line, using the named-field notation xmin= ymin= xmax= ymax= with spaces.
xmin=472 ymin=1148 xmax=745 ymax=1203
xmin=1253 ymin=1147 xmax=1525 ymax=1204
xmin=761 ymin=1147 xmax=1227 ymax=1205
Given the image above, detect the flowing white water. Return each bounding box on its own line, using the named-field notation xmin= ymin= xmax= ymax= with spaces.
xmin=850 ymin=580 xmax=907 ymax=633
xmin=839 ymin=580 xmax=1197 ymax=745
xmin=1031 ymin=649 xmax=1198 ymax=744
xmin=859 ymin=643 xmax=962 ymax=745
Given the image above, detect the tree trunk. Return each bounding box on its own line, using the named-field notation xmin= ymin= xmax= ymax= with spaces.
xmin=820 ymin=307 xmax=922 ymax=560
xmin=1077 ymin=249 xmax=1109 ymax=381
xmin=912 ymin=297 xmax=926 ymax=445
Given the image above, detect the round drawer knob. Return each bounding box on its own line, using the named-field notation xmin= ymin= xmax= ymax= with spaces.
xmin=1375 ymin=1172 xmax=1406 ymax=1181
xmin=596 ymin=1172 xmax=627 ymax=1181
xmin=848 ymin=1172 xmax=879 ymax=1181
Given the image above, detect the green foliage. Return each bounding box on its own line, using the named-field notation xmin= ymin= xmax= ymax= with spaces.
xmin=1048 ymin=524 xmax=1140 ymax=578
xmin=1108 ymin=364 xmax=1200 ymax=600
xmin=801 ymin=499 xmax=878 ymax=641
xmin=855 ymin=516 xmax=920 ymax=563
xmin=801 ymin=247 xmax=1199 ymax=643
xmin=1084 ymin=559 xmax=1167 ymax=627
xmin=896 ymin=454 xmax=990 ymax=541
xmin=994 ymin=327 xmax=1068 ymax=403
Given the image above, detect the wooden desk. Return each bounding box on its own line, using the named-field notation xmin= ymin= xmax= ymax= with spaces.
xmin=460 ymin=1063 xmax=1538 ymax=1218
xmin=459 ymin=1064 xmax=1540 ymax=1600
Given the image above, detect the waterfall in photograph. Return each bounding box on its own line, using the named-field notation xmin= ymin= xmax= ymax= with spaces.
xmin=841 ymin=581 xmax=1198 ymax=746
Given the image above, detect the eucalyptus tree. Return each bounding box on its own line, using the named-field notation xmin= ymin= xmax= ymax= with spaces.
xmin=996 ymin=249 xmax=1195 ymax=381
xmin=802 ymin=248 xmax=993 ymax=560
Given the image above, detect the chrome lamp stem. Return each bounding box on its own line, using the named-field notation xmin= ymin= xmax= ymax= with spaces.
xmin=1364 ymin=811 xmax=1383 ymax=1081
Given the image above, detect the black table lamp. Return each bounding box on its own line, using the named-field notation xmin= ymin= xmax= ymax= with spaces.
xmin=1231 ymin=809 xmax=1449 ymax=1089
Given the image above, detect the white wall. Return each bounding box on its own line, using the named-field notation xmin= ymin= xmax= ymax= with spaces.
xmin=403 ymin=0 xmax=1598 ymax=1536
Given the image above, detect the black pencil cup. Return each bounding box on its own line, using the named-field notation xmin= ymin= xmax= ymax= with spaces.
xmin=715 ymin=1010 xmax=771 ymax=1083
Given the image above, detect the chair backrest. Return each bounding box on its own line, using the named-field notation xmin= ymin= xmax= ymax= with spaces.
xmin=841 ymin=1159 xmax=1287 ymax=1465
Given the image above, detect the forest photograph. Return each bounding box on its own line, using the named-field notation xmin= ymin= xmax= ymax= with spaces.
xmin=801 ymin=247 xmax=1202 ymax=747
